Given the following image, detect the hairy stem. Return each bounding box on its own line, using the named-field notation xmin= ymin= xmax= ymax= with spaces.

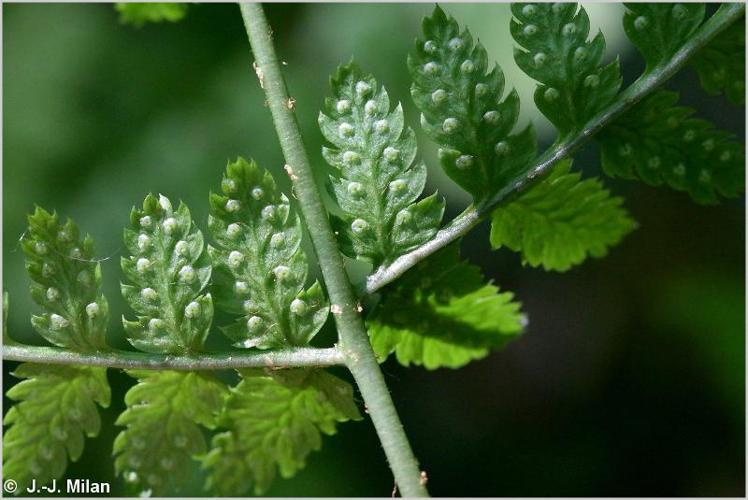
xmin=365 ymin=2 xmax=745 ymax=295
xmin=239 ymin=3 xmax=429 ymax=497
xmin=3 ymin=344 xmax=343 ymax=370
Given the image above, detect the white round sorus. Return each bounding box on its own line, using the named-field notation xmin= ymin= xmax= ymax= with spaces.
xmin=495 ymin=141 xmax=510 ymax=156
xmin=77 ymin=270 xmax=92 ymax=286
xmin=225 ymin=199 xmax=241 ymax=213
xmin=251 ymin=187 xmax=264 ymax=200
xmin=634 ymin=16 xmax=648 ymax=31
xmin=57 ymin=230 xmax=72 ymax=243
xmin=162 ymin=217 xmax=177 ymax=235
xmin=247 ymin=315 xmax=264 ymax=332
xmin=431 ymin=89 xmax=448 ymax=104
xmin=364 ymin=100 xmax=377 ymax=115
xmin=389 ymin=179 xmax=407 ymax=193
xmin=544 ymin=88 xmax=560 ymax=101
xmin=270 ymin=233 xmax=285 ymax=247
xmin=701 ymin=139 xmax=715 ymax=151
xmin=648 ymin=156 xmax=661 ymax=169
xmin=178 ymin=265 xmax=196 ymax=283
xmin=351 ymin=218 xmax=369 ymax=234
xmin=347 ymin=182 xmax=364 ymax=196
xmin=227 ymin=223 xmax=242 ymax=239
xmin=699 ymin=170 xmax=712 ymax=183
xmin=35 ymin=241 xmax=48 ymax=255
xmin=423 ymin=40 xmax=438 ymax=54
xmin=533 ymin=52 xmax=547 ymax=67
xmin=720 ymin=151 xmax=732 ymax=162
xmin=683 ymin=129 xmax=696 ymax=142
xmin=574 ymin=47 xmax=587 ymax=61
xmin=137 ymin=233 xmax=151 ymax=252
xmin=336 ymin=99 xmax=351 ymax=114
xmin=184 ymin=301 xmax=201 ymax=319
xmin=175 ymin=240 xmax=189 ymax=256
xmin=46 ymin=287 xmax=60 ymax=302
xmin=448 ymin=37 xmax=464 ymax=51
xmin=562 ymin=23 xmax=576 ymax=36
xmin=141 ymin=287 xmax=157 ymax=301
xmin=50 ymin=314 xmax=69 ymax=330
xmin=673 ymin=163 xmax=686 ymax=176
xmin=523 ymin=24 xmax=538 ymax=36
xmin=69 ymin=247 xmax=83 ymax=259
xmin=158 ymin=195 xmax=173 ymax=212
xmin=384 ymin=147 xmax=400 ymax=162
xmin=672 ymin=4 xmax=687 ymax=20
xmin=139 ymin=215 xmax=153 ymax=229
xmin=42 ymin=263 xmax=55 ymax=278
xmin=475 ymin=83 xmax=489 ymax=97
xmin=460 ymin=60 xmax=475 ymax=74
xmin=261 ymin=205 xmax=276 ymax=221
xmin=584 ymin=74 xmax=600 ymax=88
xmin=136 ymin=258 xmax=151 ymax=274
xmin=338 ymin=122 xmax=355 ymax=138
xmin=356 ymin=81 xmax=372 ymax=96
xmin=343 ymin=151 xmax=361 ymax=164
xmin=85 ymin=302 xmax=99 ymax=318
xmin=273 ymin=265 xmax=291 ymax=281
xmin=125 ymin=472 xmax=138 ymax=483
xmin=228 ymin=250 xmax=244 ymax=269
xmin=522 ymin=4 xmax=536 ymax=17
xmin=221 ymin=178 xmax=237 ymax=193
xmin=423 ymin=62 xmax=440 ymax=75
xmin=290 ymin=298 xmax=308 ymax=315
xmin=375 ymin=120 xmax=389 ymax=133
xmin=442 ymin=117 xmax=459 ymax=134
xmin=234 ymin=281 xmax=249 ymax=295
xmin=483 ymin=110 xmax=501 ymax=124
xmin=396 ymin=210 xmax=413 ymax=224
xmin=455 ymin=155 xmax=474 ymax=169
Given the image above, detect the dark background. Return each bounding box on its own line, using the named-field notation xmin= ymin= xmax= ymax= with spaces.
xmin=3 ymin=3 xmax=745 ymax=497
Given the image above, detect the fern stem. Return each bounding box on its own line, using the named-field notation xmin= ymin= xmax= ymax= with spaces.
xmin=2 ymin=344 xmax=343 ymax=370
xmin=239 ymin=3 xmax=429 ymax=497
xmin=365 ymin=2 xmax=745 ymax=295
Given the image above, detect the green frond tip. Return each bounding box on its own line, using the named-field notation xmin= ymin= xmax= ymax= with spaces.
xmin=368 ymin=244 xmax=525 ymax=370
xmin=690 ymin=14 xmax=745 ymax=105
xmin=319 ymin=61 xmax=444 ymax=266
xmin=597 ymin=90 xmax=745 ymax=204
xmin=208 ymin=157 xmax=329 ymax=349
xmin=202 ymin=368 xmax=361 ymax=496
xmin=115 ymin=3 xmax=189 ymax=27
xmin=3 ymin=364 xmax=110 ymax=493
xmin=121 ymin=194 xmax=213 ymax=354
xmin=511 ymin=2 xmax=622 ymax=135
xmin=21 ymin=206 xmax=110 ymax=352
xmin=490 ymin=160 xmax=636 ymax=271
xmin=623 ymin=3 xmax=705 ymax=71
xmin=409 ymin=6 xmax=537 ymax=201
xmin=113 ymin=370 xmax=227 ymax=495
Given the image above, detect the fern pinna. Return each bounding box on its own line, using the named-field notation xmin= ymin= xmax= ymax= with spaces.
xmin=3 ymin=2 xmax=745 ymax=496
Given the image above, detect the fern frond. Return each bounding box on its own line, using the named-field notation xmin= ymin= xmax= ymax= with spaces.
xmin=319 ymin=62 xmax=444 ymax=266
xmin=409 ymin=6 xmax=536 ymax=201
xmin=490 ymin=160 xmax=636 ymax=271
xmin=202 ymin=369 xmax=361 ymax=495
xmin=208 ymin=158 xmax=328 ymax=349
xmin=121 ymin=194 xmax=212 ymax=354
xmin=690 ymin=16 xmax=745 ymax=105
xmin=115 ymin=3 xmax=188 ymax=27
xmin=597 ymin=90 xmax=745 ymax=204
xmin=21 ymin=207 xmax=109 ymax=351
xmin=511 ymin=2 xmax=622 ymax=135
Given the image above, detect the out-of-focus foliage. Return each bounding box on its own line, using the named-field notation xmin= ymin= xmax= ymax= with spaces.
xmin=116 ymin=3 xmax=189 ymax=27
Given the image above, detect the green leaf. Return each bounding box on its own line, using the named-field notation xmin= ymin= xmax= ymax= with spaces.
xmin=319 ymin=62 xmax=445 ymax=266
xmin=113 ymin=370 xmax=227 ymax=495
xmin=115 ymin=3 xmax=189 ymax=27
xmin=511 ymin=2 xmax=622 ymax=135
xmin=21 ymin=207 xmax=110 ymax=352
xmin=208 ymin=158 xmax=329 ymax=349
xmin=3 ymin=364 xmax=110 ymax=493
xmin=409 ymin=6 xmax=536 ymax=201
xmin=202 ymin=368 xmax=361 ymax=496
xmin=368 ymin=245 xmax=525 ymax=369
xmin=3 ymin=292 xmax=14 ymax=345
xmin=490 ymin=160 xmax=636 ymax=271
xmin=690 ymin=15 xmax=745 ymax=105
xmin=122 ymin=194 xmax=213 ymax=354
xmin=597 ymin=90 xmax=745 ymax=204
xmin=622 ymin=3 xmax=705 ymax=71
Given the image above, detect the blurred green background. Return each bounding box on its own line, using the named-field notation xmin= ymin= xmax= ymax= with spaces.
xmin=3 ymin=2 xmax=744 ymax=497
